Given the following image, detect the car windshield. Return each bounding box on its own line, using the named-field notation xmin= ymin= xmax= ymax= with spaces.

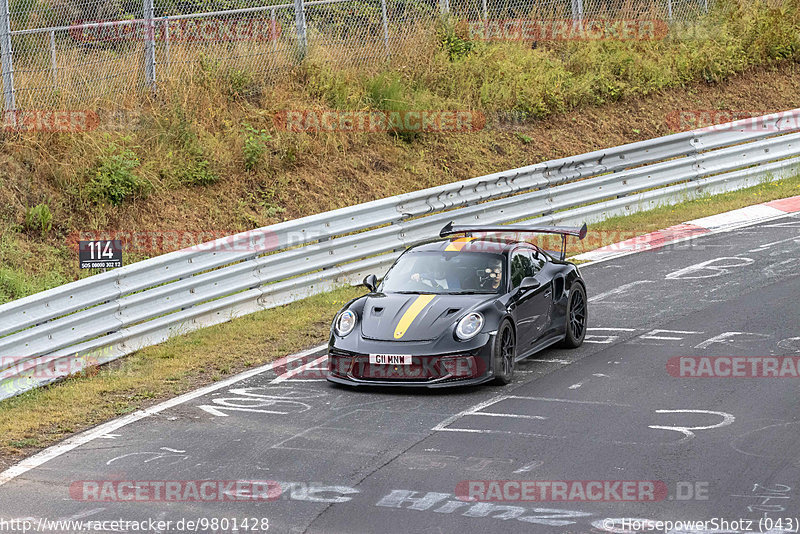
xmin=380 ymin=251 xmax=506 ymax=294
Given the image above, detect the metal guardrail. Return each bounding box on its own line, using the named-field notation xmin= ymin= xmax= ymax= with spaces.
xmin=1 ymin=109 xmax=799 ymax=400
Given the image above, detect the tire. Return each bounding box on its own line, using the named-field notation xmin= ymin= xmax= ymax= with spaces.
xmin=492 ymin=320 xmax=516 ymax=385
xmin=560 ymin=283 xmax=587 ymax=348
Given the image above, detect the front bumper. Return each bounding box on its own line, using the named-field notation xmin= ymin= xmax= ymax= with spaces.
xmin=326 ymin=339 xmax=495 ymax=388
xmin=327 ymin=372 xmax=493 ymax=388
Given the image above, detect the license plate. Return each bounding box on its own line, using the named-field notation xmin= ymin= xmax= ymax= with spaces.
xmin=369 ymin=354 xmax=412 ymax=365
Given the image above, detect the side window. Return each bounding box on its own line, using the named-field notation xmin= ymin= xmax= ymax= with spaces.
xmin=510 ymin=249 xmax=534 ymax=288
xmin=530 ymin=250 xmax=546 ymax=274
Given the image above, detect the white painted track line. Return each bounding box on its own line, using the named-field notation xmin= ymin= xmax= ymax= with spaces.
xmin=0 ymin=344 xmax=326 ymax=487
xmin=270 ymin=355 xmax=328 ymax=384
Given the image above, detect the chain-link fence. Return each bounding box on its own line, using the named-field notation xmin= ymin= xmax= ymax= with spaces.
xmin=1 ymin=0 xmax=710 ymax=112
xmin=448 ymin=0 xmax=709 ymax=20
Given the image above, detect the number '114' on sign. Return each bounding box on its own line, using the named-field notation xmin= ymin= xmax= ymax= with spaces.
xmin=78 ymin=240 xmax=123 ymax=269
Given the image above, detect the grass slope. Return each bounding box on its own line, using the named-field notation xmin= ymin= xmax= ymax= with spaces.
xmin=2 ymin=0 xmax=800 ymax=302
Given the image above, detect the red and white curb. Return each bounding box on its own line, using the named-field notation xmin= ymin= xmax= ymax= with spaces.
xmin=572 ymin=195 xmax=800 ymax=263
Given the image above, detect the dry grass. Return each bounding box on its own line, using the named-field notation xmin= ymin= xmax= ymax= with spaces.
xmin=3 ymin=54 xmax=800 ymax=302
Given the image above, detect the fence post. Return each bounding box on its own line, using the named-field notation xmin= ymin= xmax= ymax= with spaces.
xmin=570 ymin=0 xmax=583 ymax=21
xmin=667 ymin=0 xmax=673 ymax=20
xmin=293 ymin=0 xmax=307 ymax=59
xmin=49 ymin=30 xmax=57 ymax=88
xmin=0 ymin=0 xmax=15 ymax=113
xmin=270 ymin=8 xmax=277 ymax=51
xmin=163 ymin=18 xmax=169 ymax=74
xmin=438 ymin=0 xmax=449 ymax=15
xmin=380 ymin=0 xmax=389 ymax=59
xmin=482 ymin=0 xmax=487 ymax=20
xmin=143 ymin=0 xmax=156 ymax=89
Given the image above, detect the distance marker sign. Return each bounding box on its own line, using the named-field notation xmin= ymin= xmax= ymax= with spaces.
xmin=79 ymin=240 xmax=123 ymax=269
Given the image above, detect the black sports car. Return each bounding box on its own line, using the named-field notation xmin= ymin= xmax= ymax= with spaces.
xmin=327 ymin=222 xmax=588 ymax=387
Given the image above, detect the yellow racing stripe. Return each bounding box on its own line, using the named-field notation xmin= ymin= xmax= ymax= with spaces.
xmin=445 ymin=237 xmax=476 ymax=252
xmin=394 ymin=294 xmax=436 ymax=339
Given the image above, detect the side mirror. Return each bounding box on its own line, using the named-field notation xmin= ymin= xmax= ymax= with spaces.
xmin=363 ymin=274 xmax=378 ymax=292
xmin=519 ymin=277 xmax=540 ymax=291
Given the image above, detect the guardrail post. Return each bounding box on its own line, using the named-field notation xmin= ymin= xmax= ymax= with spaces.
xmin=570 ymin=0 xmax=583 ymax=21
xmin=143 ymin=0 xmax=156 ymax=89
xmin=318 ymin=236 xmax=331 ymax=270
xmin=0 ymin=0 xmax=15 ymax=113
xmin=293 ymin=0 xmax=307 ymax=60
xmin=380 ymin=0 xmax=389 ymax=59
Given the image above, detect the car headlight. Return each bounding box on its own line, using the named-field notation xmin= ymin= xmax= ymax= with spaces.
xmin=456 ymin=312 xmax=484 ymax=340
xmin=335 ymin=310 xmax=357 ymax=336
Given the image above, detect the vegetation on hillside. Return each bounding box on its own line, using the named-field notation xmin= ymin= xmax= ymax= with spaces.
xmin=1 ymin=0 xmax=799 ymax=303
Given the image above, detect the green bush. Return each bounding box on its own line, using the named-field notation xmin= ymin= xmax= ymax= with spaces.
xmin=180 ymin=160 xmax=219 ymax=186
xmin=304 ymin=64 xmax=362 ymax=109
xmin=437 ymin=18 xmax=474 ymax=61
xmin=254 ymin=185 xmax=285 ymax=219
xmin=162 ymin=106 xmax=219 ymax=186
xmin=364 ymin=72 xmax=423 ymax=142
xmin=365 ymin=72 xmax=410 ymax=112
xmin=86 ymin=144 xmax=150 ymax=206
xmin=23 ymin=204 xmax=53 ymax=237
xmin=242 ymin=124 xmax=271 ymax=172
xmin=226 ymin=68 xmax=257 ymax=100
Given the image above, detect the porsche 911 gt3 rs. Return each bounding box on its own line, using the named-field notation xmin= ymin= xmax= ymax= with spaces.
xmin=327 ymin=222 xmax=588 ymax=387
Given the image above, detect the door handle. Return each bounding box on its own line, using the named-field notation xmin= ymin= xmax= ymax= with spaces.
xmin=543 ymin=290 xmax=552 ymax=298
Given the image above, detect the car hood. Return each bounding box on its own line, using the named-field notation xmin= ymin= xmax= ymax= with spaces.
xmin=360 ymin=292 xmax=494 ymax=342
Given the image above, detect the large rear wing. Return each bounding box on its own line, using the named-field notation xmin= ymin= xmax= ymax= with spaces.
xmin=439 ymin=222 xmax=588 ymax=261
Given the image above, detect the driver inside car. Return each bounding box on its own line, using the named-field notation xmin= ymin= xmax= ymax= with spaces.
xmin=410 ymin=267 xmax=461 ymax=290
xmin=478 ymin=259 xmax=503 ymax=290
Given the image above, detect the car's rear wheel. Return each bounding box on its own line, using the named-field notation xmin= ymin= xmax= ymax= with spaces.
xmin=492 ymin=320 xmax=516 ymax=385
xmin=560 ymin=283 xmax=587 ymax=348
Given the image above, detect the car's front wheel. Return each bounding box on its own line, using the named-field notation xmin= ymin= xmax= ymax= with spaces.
xmin=492 ymin=320 xmax=516 ymax=385
xmin=560 ymin=283 xmax=587 ymax=348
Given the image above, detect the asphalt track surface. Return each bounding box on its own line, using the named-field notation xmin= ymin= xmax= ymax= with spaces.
xmin=1 ymin=213 xmax=799 ymax=534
